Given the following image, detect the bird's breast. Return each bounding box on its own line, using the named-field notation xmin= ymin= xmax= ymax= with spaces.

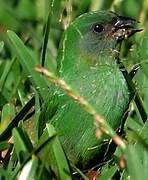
xmin=64 ymin=66 xmax=130 ymax=118
xmin=52 ymin=65 xmax=130 ymax=166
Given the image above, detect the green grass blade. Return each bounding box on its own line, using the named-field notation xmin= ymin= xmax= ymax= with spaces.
xmin=38 ymin=123 xmax=72 ymax=180
xmin=13 ymin=127 xmax=33 ymax=163
xmin=40 ymin=12 xmax=51 ymax=67
xmin=0 ymin=103 xmax=16 ymax=133
xmin=18 ymin=158 xmax=39 ymax=180
xmin=0 ymin=142 xmax=12 ymax=151
xmin=99 ymin=166 xmax=118 ymax=180
xmin=0 ymin=97 xmax=35 ymax=141
xmin=7 ymin=31 xmax=49 ymax=100
xmin=0 ymin=58 xmax=15 ymax=92
xmin=125 ymin=145 xmax=145 ymax=180
xmin=12 ymin=134 xmax=56 ymax=179
xmin=71 ymin=164 xmax=89 ymax=180
xmin=0 ymin=41 xmax=4 ymax=52
xmin=139 ymin=29 xmax=148 ymax=79
xmin=0 ymin=168 xmax=11 ymax=179
xmin=46 ymin=123 xmax=72 ymax=180
xmin=118 ymin=62 xmax=148 ymax=123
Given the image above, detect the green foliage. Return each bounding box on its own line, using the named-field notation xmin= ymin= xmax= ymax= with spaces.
xmin=0 ymin=0 xmax=148 ymax=179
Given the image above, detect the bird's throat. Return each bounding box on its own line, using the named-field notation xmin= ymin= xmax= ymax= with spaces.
xmin=76 ymin=49 xmax=120 ymax=73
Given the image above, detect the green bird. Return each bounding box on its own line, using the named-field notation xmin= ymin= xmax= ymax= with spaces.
xmin=43 ymin=11 xmax=140 ymax=168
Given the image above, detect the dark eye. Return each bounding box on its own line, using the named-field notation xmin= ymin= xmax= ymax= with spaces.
xmin=93 ymin=24 xmax=104 ymax=33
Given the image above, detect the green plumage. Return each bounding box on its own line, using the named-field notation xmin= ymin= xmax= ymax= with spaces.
xmin=43 ymin=11 xmax=139 ymax=168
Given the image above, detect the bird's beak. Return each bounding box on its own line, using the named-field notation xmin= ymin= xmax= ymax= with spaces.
xmin=113 ymin=15 xmax=143 ymax=41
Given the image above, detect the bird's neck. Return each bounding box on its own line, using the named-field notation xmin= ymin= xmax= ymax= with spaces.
xmin=77 ymin=51 xmax=119 ymax=71
xmin=59 ymin=51 xmax=120 ymax=79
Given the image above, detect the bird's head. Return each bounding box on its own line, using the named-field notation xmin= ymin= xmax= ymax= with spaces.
xmin=58 ymin=11 xmax=141 ymax=74
xmin=72 ymin=11 xmax=141 ymax=58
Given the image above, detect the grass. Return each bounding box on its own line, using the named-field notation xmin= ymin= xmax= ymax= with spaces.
xmin=0 ymin=0 xmax=148 ymax=179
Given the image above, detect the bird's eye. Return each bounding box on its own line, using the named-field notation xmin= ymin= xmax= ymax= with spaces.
xmin=93 ymin=24 xmax=104 ymax=33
